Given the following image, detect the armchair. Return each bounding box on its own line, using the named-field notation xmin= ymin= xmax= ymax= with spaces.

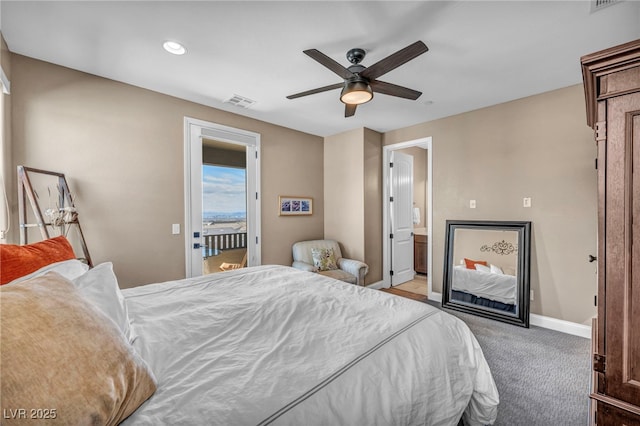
xmin=292 ymin=239 xmax=368 ymax=286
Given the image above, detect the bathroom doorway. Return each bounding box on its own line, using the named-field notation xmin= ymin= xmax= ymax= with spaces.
xmin=382 ymin=137 xmax=433 ymax=297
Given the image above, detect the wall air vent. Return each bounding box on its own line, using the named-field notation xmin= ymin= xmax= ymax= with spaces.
xmin=223 ymin=94 xmax=256 ymax=109
xmin=590 ymin=0 xmax=621 ymax=13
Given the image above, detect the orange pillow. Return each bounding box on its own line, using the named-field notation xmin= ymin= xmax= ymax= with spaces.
xmin=0 ymin=236 xmax=76 ymax=285
xmin=464 ymin=258 xmax=488 ymax=270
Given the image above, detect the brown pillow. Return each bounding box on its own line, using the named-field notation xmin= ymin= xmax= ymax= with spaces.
xmin=0 ymin=272 xmax=157 ymax=425
xmin=0 ymin=236 xmax=76 ymax=285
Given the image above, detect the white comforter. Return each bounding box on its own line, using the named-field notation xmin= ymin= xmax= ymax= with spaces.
xmin=122 ymin=265 xmax=498 ymax=426
xmin=452 ymin=266 xmax=516 ymax=305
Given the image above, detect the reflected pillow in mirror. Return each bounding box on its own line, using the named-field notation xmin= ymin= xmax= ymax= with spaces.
xmin=490 ymin=264 xmax=504 ymax=275
xmin=464 ymin=258 xmax=487 ymax=270
xmin=503 ymin=267 xmax=516 ymax=276
xmin=474 ymin=264 xmax=491 ymax=273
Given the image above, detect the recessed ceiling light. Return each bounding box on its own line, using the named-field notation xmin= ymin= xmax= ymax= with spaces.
xmin=163 ymin=41 xmax=186 ymax=55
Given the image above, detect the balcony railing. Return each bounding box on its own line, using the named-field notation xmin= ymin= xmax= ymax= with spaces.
xmin=203 ymin=232 xmax=247 ymax=253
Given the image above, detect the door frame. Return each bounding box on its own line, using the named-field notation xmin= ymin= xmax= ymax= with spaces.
xmin=382 ymin=137 xmax=433 ymax=296
xmin=184 ymin=117 xmax=261 ymax=278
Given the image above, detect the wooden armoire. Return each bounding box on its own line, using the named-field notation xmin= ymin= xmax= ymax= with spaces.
xmin=581 ymin=39 xmax=640 ymax=425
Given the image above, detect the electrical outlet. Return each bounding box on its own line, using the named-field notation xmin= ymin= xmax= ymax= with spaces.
xmin=470 ymin=200 xmax=476 ymax=209
xmin=523 ymin=197 xmax=532 ymax=208
xmin=530 ymin=290 xmax=534 ymax=301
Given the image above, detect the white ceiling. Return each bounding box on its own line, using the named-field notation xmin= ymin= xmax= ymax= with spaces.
xmin=2 ymin=1 xmax=639 ymax=137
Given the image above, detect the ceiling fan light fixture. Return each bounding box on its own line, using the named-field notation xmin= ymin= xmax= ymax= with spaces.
xmin=287 ymin=41 xmax=428 ymax=116
xmin=340 ymin=81 xmax=373 ymax=105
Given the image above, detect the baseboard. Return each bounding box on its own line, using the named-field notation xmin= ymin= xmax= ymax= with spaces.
xmin=366 ymin=281 xmax=385 ymax=290
xmin=529 ymin=314 xmax=591 ymax=339
xmin=429 ymin=292 xmax=591 ymax=338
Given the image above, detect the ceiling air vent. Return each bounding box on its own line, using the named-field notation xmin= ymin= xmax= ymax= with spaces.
xmin=590 ymin=0 xmax=621 ymax=12
xmin=223 ymin=94 xmax=256 ymax=109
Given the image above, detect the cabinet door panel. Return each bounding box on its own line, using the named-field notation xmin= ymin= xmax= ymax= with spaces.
xmin=596 ymin=401 xmax=640 ymax=425
xmin=604 ymin=92 xmax=640 ymax=405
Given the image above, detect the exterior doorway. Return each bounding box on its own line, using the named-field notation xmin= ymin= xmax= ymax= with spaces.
xmin=184 ymin=117 xmax=261 ymax=278
xmin=201 ymin=159 xmax=247 ymax=275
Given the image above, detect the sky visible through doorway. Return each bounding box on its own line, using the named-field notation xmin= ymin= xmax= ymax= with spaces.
xmin=202 ymin=165 xmax=246 ymax=219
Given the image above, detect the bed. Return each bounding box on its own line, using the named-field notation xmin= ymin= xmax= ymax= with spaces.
xmin=451 ymin=265 xmax=516 ymax=313
xmin=1 ymin=237 xmax=499 ymax=426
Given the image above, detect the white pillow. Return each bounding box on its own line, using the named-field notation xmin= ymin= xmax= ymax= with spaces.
xmin=474 ymin=264 xmax=491 ymax=273
xmin=72 ymin=262 xmax=136 ymax=344
xmin=503 ymin=267 xmax=516 ymax=276
xmin=8 ymin=259 xmax=89 ymax=285
xmin=490 ymin=264 xmax=504 ymax=275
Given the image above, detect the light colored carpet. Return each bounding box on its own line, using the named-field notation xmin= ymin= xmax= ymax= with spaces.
xmin=428 ymin=301 xmax=591 ymax=425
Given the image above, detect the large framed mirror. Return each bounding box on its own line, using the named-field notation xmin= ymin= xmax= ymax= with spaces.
xmin=442 ymin=220 xmax=531 ymax=327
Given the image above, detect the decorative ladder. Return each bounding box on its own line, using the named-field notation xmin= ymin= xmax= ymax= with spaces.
xmin=17 ymin=166 xmax=93 ymax=266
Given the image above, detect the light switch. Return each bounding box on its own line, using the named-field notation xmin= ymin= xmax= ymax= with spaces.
xmin=469 ymin=200 xmax=476 ymax=209
xmin=523 ymin=197 xmax=532 ymax=208
xmin=172 ymin=224 xmax=180 ymax=235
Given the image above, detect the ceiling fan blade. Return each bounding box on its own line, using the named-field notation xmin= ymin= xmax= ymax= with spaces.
xmin=345 ymin=104 xmax=357 ymax=118
xmin=360 ymin=41 xmax=428 ymax=81
xmin=286 ymin=83 xmax=344 ymax=99
xmin=304 ymin=49 xmax=355 ymax=80
xmin=370 ymin=80 xmax=422 ymax=100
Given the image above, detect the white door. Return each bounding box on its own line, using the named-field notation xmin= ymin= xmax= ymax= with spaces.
xmin=184 ymin=118 xmax=261 ymax=278
xmin=390 ymin=151 xmax=414 ymax=285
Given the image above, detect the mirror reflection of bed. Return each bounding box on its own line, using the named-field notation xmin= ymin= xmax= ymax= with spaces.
xmin=443 ymin=220 xmax=531 ymax=327
xmin=451 ymin=228 xmax=518 ymax=314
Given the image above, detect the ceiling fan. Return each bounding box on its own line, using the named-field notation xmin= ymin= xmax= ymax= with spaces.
xmin=286 ymin=41 xmax=429 ymax=117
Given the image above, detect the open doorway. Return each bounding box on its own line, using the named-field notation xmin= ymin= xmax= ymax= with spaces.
xmin=382 ymin=137 xmax=433 ymax=298
xmin=184 ymin=118 xmax=260 ymax=278
xmin=201 ymin=141 xmax=248 ymax=274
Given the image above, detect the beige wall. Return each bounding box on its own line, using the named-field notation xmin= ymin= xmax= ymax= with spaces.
xmin=383 ymin=84 xmax=597 ymax=325
xmin=0 ymin=33 xmax=12 ymax=243
xmin=10 ymin=54 xmax=324 ymax=287
xmin=9 ymin=50 xmax=598 ymax=324
xmin=453 ymin=228 xmax=519 ymax=274
xmin=363 ymin=128 xmax=382 ymax=283
xmin=324 ymin=128 xmax=365 ymax=261
xmin=324 ymin=127 xmax=382 ymax=285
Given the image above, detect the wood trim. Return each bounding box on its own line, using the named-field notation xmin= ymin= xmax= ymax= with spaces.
xmin=581 ymin=39 xmax=640 ymax=128
xmin=596 ymin=100 xmax=607 ymax=367
xmin=380 ymin=286 xmax=428 ymax=303
xmin=591 ymin=318 xmax=598 ymax=425
xmin=590 ymin=393 xmax=640 ymax=417
xmin=19 ymin=166 xmax=66 ymax=178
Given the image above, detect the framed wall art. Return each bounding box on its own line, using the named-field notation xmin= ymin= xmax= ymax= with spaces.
xmin=279 ymin=196 xmax=312 ymax=216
